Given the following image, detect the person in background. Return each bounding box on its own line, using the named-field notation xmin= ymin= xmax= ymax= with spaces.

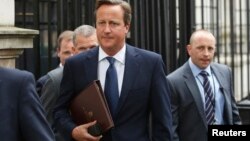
xmin=73 ymin=25 xmax=98 ymax=54
xmin=53 ymin=0 xmax=173 ymax=141
xmin=36 ymin=30 xmax=75 ymax=96
xmin=40 ymin=25 xmax=98 ymax=141
xmin=0 ymin=67 xmax=55 ymax=141
xmin=166 ymin=29 xmax=241 ymax=141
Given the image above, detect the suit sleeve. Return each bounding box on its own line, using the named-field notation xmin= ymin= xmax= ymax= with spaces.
xmin=40 ymin=77 xmax=58 ymax=127
xmin=53 ymin=61 xmax=77 ymax=140
xmin=151 ymin=56 xmax=173 ymax=141
xmin=166 ymin=77 xmax=180 ymax=141
xmin=227 ymin=67 xmax=242 ymax=125
xmin=18 ymin=72 xmax=55 ymax=141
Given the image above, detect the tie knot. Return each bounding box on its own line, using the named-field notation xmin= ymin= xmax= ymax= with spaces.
xmin=200 ymin=71 xmax=208 ymax=78
xmin=106 ymin=57 xmax=115 ymax=65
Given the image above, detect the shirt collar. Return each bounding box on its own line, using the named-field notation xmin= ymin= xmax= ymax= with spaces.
xmin=59 ymin=63 xmax=63 ymax=68
xmin=188 ymin=58 xmax=212 ymax=77
xmin=98 ymin=44 xmax=126 ymax=65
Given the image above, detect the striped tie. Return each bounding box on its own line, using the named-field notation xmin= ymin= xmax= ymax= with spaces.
xmin=200 ymin=71 xmax=215 ymax=125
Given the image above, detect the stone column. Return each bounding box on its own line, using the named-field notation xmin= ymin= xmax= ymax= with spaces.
xmin=0 ymin=0 xmax=38 ymax=68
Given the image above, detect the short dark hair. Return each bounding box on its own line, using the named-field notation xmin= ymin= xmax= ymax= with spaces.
xmin=95 ymin=0 xmax=132 ymax=25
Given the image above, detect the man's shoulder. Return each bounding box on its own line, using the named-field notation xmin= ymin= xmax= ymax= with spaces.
xmin=126 ymin=44 xmax=161 ymax=61
xmin=167 ymin=62 xmax=189 ymax=80
xmin=47 ymin=67 xmax=63 ymax=83
xmin=0 ymin=67 xmax=33 ymax=79
xmin=130 ymin=45 xmax=159 ymax=55
xmin=211 ymin=62 xmax=228 ymax=68
xmin=48 ymin=67 xmax=63 ymax=77
xmin=211 ymin=62 xmax=229 ymax=69
xmin=37 ymin=74 xmax=49 ymax=84
xmin=0 ymin=67 xmax=35 ymax=86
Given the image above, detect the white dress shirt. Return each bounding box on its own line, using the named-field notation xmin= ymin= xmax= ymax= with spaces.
xmin=98 ymin=45 xmax=126 ymax=96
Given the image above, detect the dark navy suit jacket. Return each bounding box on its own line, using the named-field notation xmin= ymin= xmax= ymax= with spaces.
xmin=54 ymin=44 xmax=173 ymax=141
xmin=0 ymin=67 xmax=55 ymax=141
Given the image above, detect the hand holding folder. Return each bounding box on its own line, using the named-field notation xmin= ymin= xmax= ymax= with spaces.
xmin=70 ymin=80 xmax=114 ymax=136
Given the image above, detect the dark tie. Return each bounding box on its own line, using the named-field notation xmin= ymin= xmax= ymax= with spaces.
xmin=104 ymin=57 xmax=119 ymax=118
xmin=200 ymin=71 xmax=215 ymax=125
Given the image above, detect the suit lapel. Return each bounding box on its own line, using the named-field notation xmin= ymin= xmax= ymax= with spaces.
xmin=210 ymin=64 xmax=226 ymax=90
xmin=85 ymin=47 xmax=99 ymax=82
xmin=114 ymin=45 xmax=139 ymax=119
xmin=211 ymin=64 xmax=232 ymax=123
xmin=183 ymin=63 xmax=208 ymax=128
xmin=85 ymin=46 xmax=140 ymax=119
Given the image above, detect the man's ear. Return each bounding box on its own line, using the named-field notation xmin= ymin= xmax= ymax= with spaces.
xmin=186 ymin=45 xmax=191 ymax=55
xmin=125 ymin=24 xmax=130 ymax=34
xmin=72 ymin=47 xmax=76 ymax=54
xmin=57 ymin=47 xmax=60 ymax=57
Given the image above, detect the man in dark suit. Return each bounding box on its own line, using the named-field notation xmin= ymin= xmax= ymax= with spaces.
xmin=166 ymin=29 xmax=241 ymax=141
xmin=40 ymin=25 xmax=98 ymax=141
xmin=53 ymin=0 xmax=173 ymax=141
xmin=0 ymin=67 xmax=55 ymax=141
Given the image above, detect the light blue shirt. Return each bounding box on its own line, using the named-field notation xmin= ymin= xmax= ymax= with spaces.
xmin=188 ymin=59 xmax=225 ymax=124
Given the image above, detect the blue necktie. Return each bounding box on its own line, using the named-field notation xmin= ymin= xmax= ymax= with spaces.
xmin=200 ymin=71 xmax=215 ymax=125
xmin=104 ymin=57 xmax=119 ymax=118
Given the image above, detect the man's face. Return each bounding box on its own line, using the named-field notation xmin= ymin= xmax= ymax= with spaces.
xmin=96 ymin=4 xmax=130 ymax=56
xmin=187 ymin=33 xmax=216 ymax=69
xmin=74 ymin=34 xmax=98 ymax=54
xmin=57 ymin=39 xmax=74 ymax=65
